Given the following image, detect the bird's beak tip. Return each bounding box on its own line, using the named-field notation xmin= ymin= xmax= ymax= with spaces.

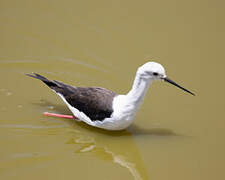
xmin=163 ymin=77 xmax=195 ymax=96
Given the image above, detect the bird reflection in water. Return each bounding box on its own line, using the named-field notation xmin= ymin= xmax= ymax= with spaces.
xmin=33 ymin=99 xmax=181 ymax=180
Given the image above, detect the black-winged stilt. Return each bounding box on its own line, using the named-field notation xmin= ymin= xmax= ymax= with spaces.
xmin=26 ymin=62 xmax=194 ymax=130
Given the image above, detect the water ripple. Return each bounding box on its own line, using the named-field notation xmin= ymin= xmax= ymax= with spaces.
xmin=0 ymin=124 xmax=68 ymax=129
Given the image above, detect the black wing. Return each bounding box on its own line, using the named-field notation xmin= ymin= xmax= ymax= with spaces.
xmin=26 ymin=73 xmax=117 ymax=121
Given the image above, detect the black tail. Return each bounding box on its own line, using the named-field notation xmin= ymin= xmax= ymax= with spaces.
xmin=25 ymin=73 xmax=58 ymax=88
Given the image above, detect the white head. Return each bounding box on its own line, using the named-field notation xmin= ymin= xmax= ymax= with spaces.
xmin=137 ymin=61 xmax=195 ymax=95
xmin=137 ymin=62 xmax=166 ymax=80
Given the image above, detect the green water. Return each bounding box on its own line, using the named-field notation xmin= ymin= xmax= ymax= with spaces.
xmin=1 ymin=0 xmax=225 ymax=179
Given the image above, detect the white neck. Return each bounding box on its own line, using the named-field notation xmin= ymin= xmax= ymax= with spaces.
xmin=126 ymin=72 xmax=152 ymax=108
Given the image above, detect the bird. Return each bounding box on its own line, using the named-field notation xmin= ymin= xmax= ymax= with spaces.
xmin=26 ymin=61 xmax=195 ymax=131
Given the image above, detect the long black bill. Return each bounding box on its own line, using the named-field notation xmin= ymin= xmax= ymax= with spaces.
xmin=163 ymin=77 xmax=195 ymax=96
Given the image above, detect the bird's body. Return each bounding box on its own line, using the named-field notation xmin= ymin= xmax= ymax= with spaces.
xmin=26 ymin=62 xmax=194 ymax=130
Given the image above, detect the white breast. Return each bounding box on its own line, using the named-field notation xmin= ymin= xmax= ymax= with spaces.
xmin=56 ymin=92 xmax=133 ymax=130
xmin=97 ymin=95 xmax=138 ymax=130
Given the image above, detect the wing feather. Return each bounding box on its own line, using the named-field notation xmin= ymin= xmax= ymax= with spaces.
xmin=26 ymin=73 xmax=117 ymax=121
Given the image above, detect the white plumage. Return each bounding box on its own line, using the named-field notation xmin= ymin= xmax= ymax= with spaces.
xmin=26 ymin=62 xmax=194 ymax=130
xmin=56 ymin=62 xmax=164 ymax=130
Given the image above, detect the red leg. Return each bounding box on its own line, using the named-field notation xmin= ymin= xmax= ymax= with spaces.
xmin=43 ymin=112 xmax=77 ymax=119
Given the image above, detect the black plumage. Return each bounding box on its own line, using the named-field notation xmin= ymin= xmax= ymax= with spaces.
xmin=26 ymin=73 xmax=117 ymax=121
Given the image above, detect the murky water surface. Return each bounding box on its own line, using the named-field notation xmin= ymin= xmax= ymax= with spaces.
xmin=1 ymin=0 xmax=225 ymax=179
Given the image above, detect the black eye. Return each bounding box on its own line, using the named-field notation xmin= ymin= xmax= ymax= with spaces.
xmin=153 ymin=72 xmax=158 ymax=76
